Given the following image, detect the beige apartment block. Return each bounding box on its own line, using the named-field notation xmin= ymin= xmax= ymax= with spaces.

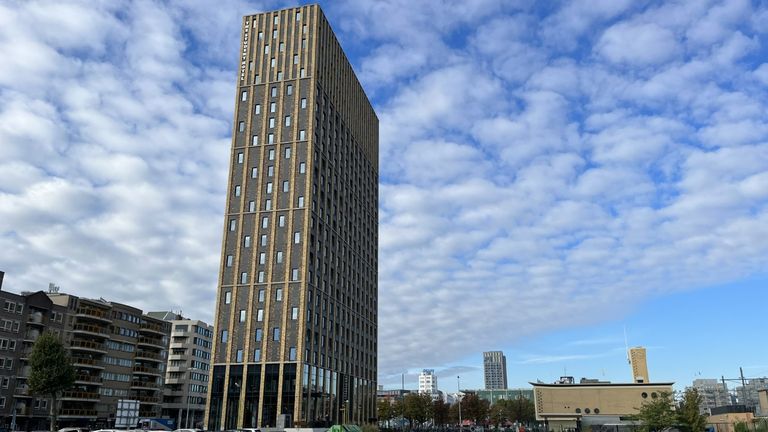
xmin=148 ymin=311 xmax=213 ymax=429
xmin=205 ymin=4 xmax=378 ymax=429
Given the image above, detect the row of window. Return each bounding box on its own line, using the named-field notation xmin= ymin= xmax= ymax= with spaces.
xmin=191 ymin=360 xmax=210 ymax=371
xmin=102 ymin=356 xmax=133 ymax=367
xmin=2 ymin=300 xmax=23 ymax=314
xmin=0 ymin=358 xmax=14 ymax=370
xmin=193 ymin=337 xmax=211 ymax=349
xmin=102 ymin=372 xmax=131 ymax=382
xmin=0 ymin=338 xmax=16 ymax=351
xmin=228 ymin=231 xmax=301 ymax=264
xmin=192 ymin=348 xmax=211 ymax=360
xmin=113 ymin=311 xmax=140 ymax=323
xmin=235 ymin=305 xmax=300 ymax=323
xmin=236 ymin=268 xmax=301 ymax=284
xmin=232 ymin=345 xmax=298 ymax=363
xmin=114 ymin=327 xmax=139 ymax=338
xmin=194 ymin=325 xmax=213 ymax=338
xmin=190 ymin=371 xmax=208 ymax=382
xmin=106 ymin=340 xmax=136 ymax=352
xmin=99 ymin=387 xmax=129 ymax=397
xmin=252 ymin=98 xmax=308 ymax=116
xmin=1 ymin=320 xmax=20 ymax=333
xmin=189 ymin=383 xmax=208 ymax=394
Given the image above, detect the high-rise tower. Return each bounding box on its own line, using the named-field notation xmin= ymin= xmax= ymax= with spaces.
xmin=483 ymin=351 xmax=508 ymax=390
xmin=205 ymin=5 xmax=378 ymax=429
xmin=628 ymin=347 xmax=649 ymax=383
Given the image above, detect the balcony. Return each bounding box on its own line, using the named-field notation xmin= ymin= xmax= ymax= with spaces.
xmin=26 ymin=312 xmax=45 ymax=326
xmin=23 ymin=329 xmax=40 ymax=343
xmin=72 ymin=323 xmax=109 ymax=338
xmin=137 ymin=337 xmax=165 ymax=349
xmin=59 ymin=408 xmax=98 ymax=417
xmin=133 ymin=365 xmax=162 ymax=377
xmin=75 ymin=306 xmax=111 ymax=323
xmin=74 ymin=374 xmax=103 ymax=385
xmin=136 ymin=395 xmax=161 ymax=404
xmin=131 ymin=380 xmax=159 ymax=390
xmin=135 ymin=350 xmax=163 ymax=363
xmin=140 ymin=321 xmax=167 ymax=336
xmin=71 ymin=356 xmax=104 ymax=369
xmin=14 ymin=387 xmax=32 ymax=397
xmin=139 ymin=409 xmax=160 ymax=418
xmin=60 ymin=390 xmax=100 ymax=401
xmin=70 ymin=340 xmax=107 ymax=354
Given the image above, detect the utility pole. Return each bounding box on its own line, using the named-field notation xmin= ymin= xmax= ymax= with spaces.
xmin=457 ymin=376 xmax=462 ymax=429
xmin=740 ymin=367 xmax=748 ymax=406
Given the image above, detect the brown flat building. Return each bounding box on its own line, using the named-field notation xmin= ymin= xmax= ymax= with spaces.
xmin=0 ymin=274 xmax=171 ymax=430
xmin=205 ymin=4 xmax=378 ymax=429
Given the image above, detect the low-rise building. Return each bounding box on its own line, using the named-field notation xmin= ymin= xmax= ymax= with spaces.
xmin=531 ymin=380 xmax=674 ymax=431
xmin=708 ymin=405 xmax=755 ymax=432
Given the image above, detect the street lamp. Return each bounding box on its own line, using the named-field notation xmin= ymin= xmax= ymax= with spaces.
xmin=457 ymin=376 xmax=462 ymax=429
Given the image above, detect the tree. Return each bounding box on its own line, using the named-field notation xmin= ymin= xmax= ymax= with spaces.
xmin=432 ymin=399 xmax=450 ymax=427
xmin=462 ymin=393 xmax=490 ymax=424
xmin=677 ymin=388 xmax=707 ymax=432
xmin=635 ymin=392 xmax=677 ymax=432
xmin=506 ymin=396 xmax=535 ymax=424
xmin=28 ymin=331 xmax=76 ymax=432
xmin=402 ymin=393 xmax=433 ymax=428
xmin=378 ymin=399 xmax=394 ymax=427
xmin=489 ymin=400 xmax=509 ymax=428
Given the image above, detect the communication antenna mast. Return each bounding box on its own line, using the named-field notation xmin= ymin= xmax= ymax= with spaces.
xmin=624 ymin=326 xmax=630 ymax=364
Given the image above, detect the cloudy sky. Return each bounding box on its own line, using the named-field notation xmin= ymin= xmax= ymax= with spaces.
xmin=2 ymin=0 xmax=768 ymax=391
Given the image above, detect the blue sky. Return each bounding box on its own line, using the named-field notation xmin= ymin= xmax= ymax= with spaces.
xmin=1 ymin=0 xmax=768 ymax=393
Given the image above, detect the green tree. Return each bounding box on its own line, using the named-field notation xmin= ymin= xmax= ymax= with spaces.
xmin=402 ymin=393 xmax=433 ymax=428
xmin=449 ymin=401 xmax=460 ymax=425
xmin=378 ymin=399 xmax=394 ymax=426
xmin=28 ymin=331 xmax=76 ymax=432
xmin=462 ymin=393 xmax=490 ymax=424
xmin=677 ymin=388 xmax=707 ymax=432
xmin=433 ymin=399 xmax=450 ymax=427
xmin=635 ymin=392 xmax=677 ymax=432
xmin=734 ymin=423 xmax=750 ymax=432
xmin=507 ymin=396 xmax=535 ymax=424
xmin=489 ymin=400 xmax=509 ymax=428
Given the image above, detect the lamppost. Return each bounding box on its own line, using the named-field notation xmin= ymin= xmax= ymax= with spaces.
xmin=457 ymin=376 xmax=462 ymax=429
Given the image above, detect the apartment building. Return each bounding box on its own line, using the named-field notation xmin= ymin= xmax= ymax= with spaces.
xmin=148 ymin=312 xmax=213 ymax=429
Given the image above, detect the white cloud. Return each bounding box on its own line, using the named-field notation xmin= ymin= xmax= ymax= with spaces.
xmin=597 ymin=22 xmax=681 ymax=66
xmin=1 ymin=0 xmax=768 ymax=391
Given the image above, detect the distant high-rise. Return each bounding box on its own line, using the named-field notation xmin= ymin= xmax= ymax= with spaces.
xmin=692 ymin=379 xmax=730 ymax=414
xmin=418 ymin=369 xmax=438 ymax=395
xmin=628 ymin=347 xmax=649 ymax=383
xmin=483 ymin=351 xmax=508 ymax=390
xmin=205 ymin=5 xmax=378 ymax=429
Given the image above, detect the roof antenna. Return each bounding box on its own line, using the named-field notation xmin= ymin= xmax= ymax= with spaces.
xmin=624 ymin=325 xmax=630 ymax=364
